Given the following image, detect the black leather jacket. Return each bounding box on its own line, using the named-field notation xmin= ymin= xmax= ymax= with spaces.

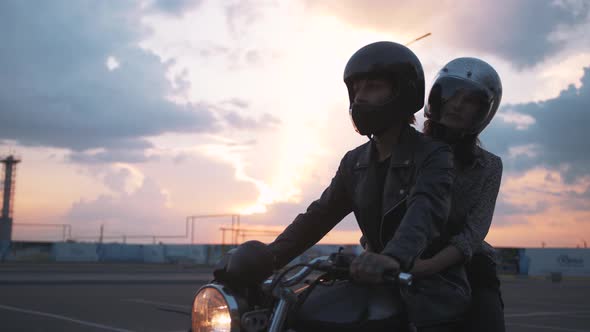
xmin=268 ymin=125 xmax=470 ymax=326
xmin=268 ymin=125 xmax=454 ymax=270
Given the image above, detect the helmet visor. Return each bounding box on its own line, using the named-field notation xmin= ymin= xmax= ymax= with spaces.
xmin=426 ymin=76 xmax=494 ymax=132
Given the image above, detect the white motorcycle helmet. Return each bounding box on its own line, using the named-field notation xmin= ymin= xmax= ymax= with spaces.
xmin=424 ymin=57 xmax=502 ymax=134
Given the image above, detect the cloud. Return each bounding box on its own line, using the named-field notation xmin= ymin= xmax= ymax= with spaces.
xmin=490 ymin=167 xmax=590 ymax=234
xmin=106 ymin=56 xmax=121 ymax=71
xmin=207 ymin=99 xmax=281 ymax=130
xmin=482 ymin=66 xmax=590 ymax=182
xmin=74 ymin=162 xmax=146 ymax=195
xmin=445 ymin=0 xmax=590 ymax=68
xmin=494 ymin=198 xmax=549 ymax=220
xmin=305 ymin=0 xmax=590 ymax=68
xmin=101 ymin=164 xmax=145 ymax=194
xmin=240 ymin=201 xmax=361 ymax=243
xmin=470 ymin=60 xmax=590 ymax=232
xmin=222 ymin=111 xmax=280 ymax=129
xmin=68 ymin=148 xmax=160 ymax=164
xmin=225 ymin=0 xmax=271 ymax=36
xmin=148 ymin=0 xmax=203 ymax=16
xmin=507 ymin=144 xmax=541 ymax=159
xmin=244 ymin=202 xmax=309 ymax=224
xmin=65 ymin=172 xmax=186 ymax=238
xmin=564 ymin=185 xmax=590 ymax=211
xmin=245 ymin=50 xmax=263 ymax=65
xmin=194 ymin=42 xmax=231 ymax=58
xmin=496 ymin=111 xmax=536 ymax=130
xmin=223 ymin=98 xmax=250 ymax=109
xmin=164 ymin=40 xmax=266 ymax=71
xmin=0 ymin=1 xmax=218 ymax=157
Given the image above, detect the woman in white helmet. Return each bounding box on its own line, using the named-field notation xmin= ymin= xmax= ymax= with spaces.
xmin=412 ymin=57 xmax=505 ymax=331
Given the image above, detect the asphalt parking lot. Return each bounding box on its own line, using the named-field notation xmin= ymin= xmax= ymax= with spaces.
xmin=0 ymin=264 xmax=588 ymax=332
xmin=501 ymin=277 xmax=590 ymax=332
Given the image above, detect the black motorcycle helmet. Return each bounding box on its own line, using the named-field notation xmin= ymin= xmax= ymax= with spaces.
xmin=344 ymin=41 xmax=425 ymax=136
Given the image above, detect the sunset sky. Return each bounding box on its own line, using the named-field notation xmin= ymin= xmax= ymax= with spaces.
xmin=1 ymin=0 xmax=589 ymax=247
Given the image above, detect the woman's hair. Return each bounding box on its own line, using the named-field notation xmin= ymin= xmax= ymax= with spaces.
xmin=423 ymin=119 xmax=480 ymax=166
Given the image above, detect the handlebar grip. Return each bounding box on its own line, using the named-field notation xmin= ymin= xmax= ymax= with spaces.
xmin=382 ymin=271 xmax=413 ymax=286
xmin=398 ymin=272 xmax=413 ymax=286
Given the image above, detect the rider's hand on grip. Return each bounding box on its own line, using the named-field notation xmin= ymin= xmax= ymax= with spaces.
xmin=350 ymin=251 xmax=400 ymax=284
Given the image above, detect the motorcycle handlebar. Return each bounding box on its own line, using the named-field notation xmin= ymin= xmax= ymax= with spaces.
xmin=283 ymin=256 xmax=330 ymax=287
xmin=317 ymin=262 xmax=413 ymax=287
xmin=265 ymin=255 xmax=413 ymax=287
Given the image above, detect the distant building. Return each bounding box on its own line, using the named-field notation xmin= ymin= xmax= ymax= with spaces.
xmin=1 ymin=155 xmax=20 ymax=261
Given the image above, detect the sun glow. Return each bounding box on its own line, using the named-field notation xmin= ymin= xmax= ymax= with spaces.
xmin=230 ymin=16 xmax=405 ymax=216
xmin=140 ymin=4 xmax=411 ymax=217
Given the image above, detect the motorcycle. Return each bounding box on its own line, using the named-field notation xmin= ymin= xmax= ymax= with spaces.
xmin=189 ymin=241 xmax=413 ymax=332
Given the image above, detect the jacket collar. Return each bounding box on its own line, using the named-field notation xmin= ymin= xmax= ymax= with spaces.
xmin=356 ymin=125 xmax=418 ymax=168
xmin=473 ymin=145 xmax=486 ymax=168
xmin=455 ymin=144 xmax=486 ymax=170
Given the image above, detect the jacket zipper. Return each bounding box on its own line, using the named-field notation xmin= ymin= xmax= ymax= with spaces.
xmin=379 ymin=195 xmax=408 ymax=249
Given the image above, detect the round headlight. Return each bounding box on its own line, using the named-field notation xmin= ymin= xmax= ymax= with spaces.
xmin=192 ymin=286 xmax=238 ymax=332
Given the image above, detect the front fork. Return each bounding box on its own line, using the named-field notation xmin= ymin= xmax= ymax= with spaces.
xmin=268 ymin=288 xmax=297 ymax=332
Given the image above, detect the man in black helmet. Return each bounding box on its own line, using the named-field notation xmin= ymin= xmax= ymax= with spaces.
xmin=267 ymin=41 xmax=469 ymax=330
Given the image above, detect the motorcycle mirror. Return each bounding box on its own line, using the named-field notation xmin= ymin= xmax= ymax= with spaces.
xmin=213 ymin=248 xmax=237 ymax=281
xmin=226 ymin=240 xmax=274 ymax=287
